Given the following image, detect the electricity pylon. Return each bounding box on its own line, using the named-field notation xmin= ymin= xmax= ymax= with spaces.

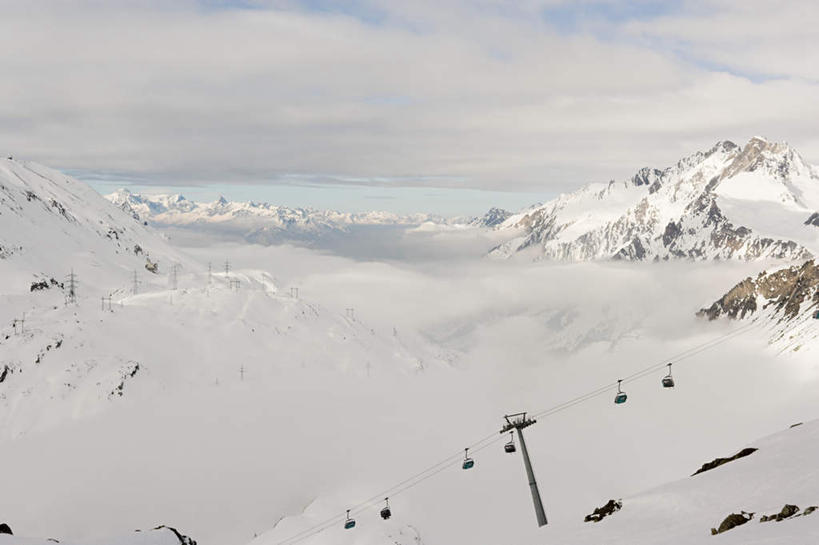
xmin=501 ymin=412 xmax=548 ymax=527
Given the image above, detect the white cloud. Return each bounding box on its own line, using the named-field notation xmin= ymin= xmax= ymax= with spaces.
xmin=0 ymin=0 xmax=817 ymax=193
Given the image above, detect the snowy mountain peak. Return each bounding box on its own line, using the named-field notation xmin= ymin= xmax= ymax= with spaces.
xmin=491 ymin=137 xmax=819 ymax=261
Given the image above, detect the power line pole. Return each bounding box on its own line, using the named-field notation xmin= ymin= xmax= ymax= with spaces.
xmin=501 ymin=412 xmax=548 ymax=527
xmin=65 ymin=269 xmax=77 ymax=305
xmin=239 ymin=364 xmax=245 ymax=381
xmin=13 ymin=313 xmax=25 ymax=335
xmin=208 ymin=262 xmax=212 ymax=285
xmin=290 ymin=287 xmax=299 ymax=298
xmin=170 ymin=263 xmax=180 ymax=290
xmin=225 ymin=259 xmax=230 ymax=276
xmin=132 ymin=270 xmax=141 ymax=295
xmin=101 ymin=295 xmax=112 ymax=312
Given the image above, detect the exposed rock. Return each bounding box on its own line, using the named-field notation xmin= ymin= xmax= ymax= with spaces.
xmin=693 ymin=447 xmax=757 ymax=476
xmin=805 ymin=212 xmax=819 ymax=227
xmin=699 ymin=259 xmax=819 ymax=321
xmin=760 ymin=504 xmax=799 ymax=522
xmin=803 ymin=506 xmax=818 ymax=516
xmin=584 ymin=499 xmax=622 ymax=522
xmin=0 ymin=523 xmax=12 ymax=534
xmin=30 ymin=277 xmax=63 ymax=292
xmin=0 ymin=364 xmax=10 ymax=383
xmin=153 ymin=525 xmax=197 ymax=545
xmin=711 ymin=511 xmax=753 ymax=535
xmin=474 ymin=207 xmax=512 ymax=228
xmin=145 ymin=257 xmax=159 ymax=273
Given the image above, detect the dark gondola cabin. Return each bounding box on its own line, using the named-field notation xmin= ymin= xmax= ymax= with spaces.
xmin=344 ymin=510 xmax=356 ymax=530
xmin=380 ymin=498 xmax=392 ymax=520
xmin=462 ymin=447 xmax=475 ymax=469
xmin=662 ymin=363 xmax=675 ymax=388
xmin=504 ymin=431 xmax=516 ymax=453
xmin=614 ymin=379 xmax=628 ymax=404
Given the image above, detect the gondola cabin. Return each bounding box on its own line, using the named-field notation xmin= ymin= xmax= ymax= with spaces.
xmin=814 ymin=310 xmax=819 ymax=319
xmin=662 ymin=376 xmax=675 ymax=388
xmin=380 ymin=507 xmax=392 ymax=520
xmin=614 ymin=379 xmax=627 ymax=404
xmin=504 ymin=431 xmax=516 ymax=453
xmin=344 ymin=510 xmax=356 ymax=530
xmin=462 ymin=458 xmax=475 ymax=469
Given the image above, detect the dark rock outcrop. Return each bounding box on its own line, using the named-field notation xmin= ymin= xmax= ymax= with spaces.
xmin=584 ymin=499 xmax=622 ymax=522
xmin=698 ymin=259 xmax=819 ymax=321
xmin=760 ymin=504 xmax=799 ymax=522
xmin=153 ymin=526 xmax=197 ymax=545
xmin=693 ymin=447 xmax=757 ymax=476
xmin=711 ymin=511 xmax=753 ymax=534
xmin=806 ymin=212 xmax=819 ymax=227
xmin=0 ymin=523 xmax=12 ymax=535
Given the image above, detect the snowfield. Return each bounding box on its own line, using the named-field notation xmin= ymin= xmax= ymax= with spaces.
xmin=2 ymin=152 xmax=819 ymax=545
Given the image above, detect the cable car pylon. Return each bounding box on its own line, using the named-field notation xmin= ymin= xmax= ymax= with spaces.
xmin=501 ymin=412 xmax=548 ymax=527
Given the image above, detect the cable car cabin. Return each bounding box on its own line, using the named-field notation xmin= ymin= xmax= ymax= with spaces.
xmin=814 ymin=310 xmax=819 ymax=319
xmin=462 ymin=447 xmax=474 ymax=469
xmin=662 ymin=376 xmax=675 ymax=388
xmin=380 ymin=507 xmax=392 ymax=520
xmin=504 ymin=431 xmax=516 ymax=453
xmin=344 ymin=510 xmax=356 ymax=530
xmin=614 ymin=379 xmax=627 ymax=404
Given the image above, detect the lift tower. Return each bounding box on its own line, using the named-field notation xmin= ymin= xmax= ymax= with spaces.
xmin=501 ymin=412 xmax=548 ymax=527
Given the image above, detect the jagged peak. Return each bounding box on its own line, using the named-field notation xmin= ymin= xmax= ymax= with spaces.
xmin=719 ymin=136 xmax=809 ymax=182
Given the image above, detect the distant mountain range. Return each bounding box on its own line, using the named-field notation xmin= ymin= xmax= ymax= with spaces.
xmin=106 ymin=189 xmax=513 ymax=243
xmin=104 ymin=137 xmax=819 ymax=262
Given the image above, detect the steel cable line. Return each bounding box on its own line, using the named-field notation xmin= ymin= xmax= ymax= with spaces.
xmin=273 ymin=320 xmax=764 ymax=545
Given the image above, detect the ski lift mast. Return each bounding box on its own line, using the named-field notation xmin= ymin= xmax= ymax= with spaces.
xmin=501 ymin=412 xmax=548 ymax=527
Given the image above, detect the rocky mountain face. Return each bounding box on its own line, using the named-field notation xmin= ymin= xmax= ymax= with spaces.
xmin=470 ymin=207 xmax=512 ymax=227
xmin=698 ymin=260 xmax=819 ymax=322
xmin=491 ymin=137 xmax=819 ymax=262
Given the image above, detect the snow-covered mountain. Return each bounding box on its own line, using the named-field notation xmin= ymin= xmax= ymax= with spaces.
xmin=0 ymin=157 xmax=186 ymax=293
xmin=105 ymin=190 xmax=514 ymax=248
xmin=491 ymin=137 xmax=819 ymax=261
xmin=698 ymin=258 xmax=819 ymax=352
xmin=109 ymin=189 xmax=453 ymax=236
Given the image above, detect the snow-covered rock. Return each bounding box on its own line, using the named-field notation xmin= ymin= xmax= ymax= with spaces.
xmin=491 ymin=137 xmax=819 ymax=262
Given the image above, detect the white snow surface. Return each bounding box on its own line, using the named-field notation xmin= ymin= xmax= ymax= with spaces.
xmin=492 ymin=137 xmax=819 ymax=261
xmin=2 ymin=156 xmax=819 ymax=545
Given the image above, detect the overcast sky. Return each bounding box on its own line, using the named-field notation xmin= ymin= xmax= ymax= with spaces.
xmin=1 ymin=0 xmax=818 ymax=213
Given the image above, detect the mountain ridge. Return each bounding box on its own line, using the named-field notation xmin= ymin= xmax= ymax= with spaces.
xmin=490 ymin=137 xmax=819 ymax=262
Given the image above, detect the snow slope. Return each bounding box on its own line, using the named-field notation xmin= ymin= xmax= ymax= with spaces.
xmin=0 ymin=157 xmax=186 ymax=291
xmin=547 ymin=419 xmax=819 ymax=545
xmin=491 ymin=137 xmax=819 ymax=262
xmin=0 ymin=527 xmax=195 ymax=545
